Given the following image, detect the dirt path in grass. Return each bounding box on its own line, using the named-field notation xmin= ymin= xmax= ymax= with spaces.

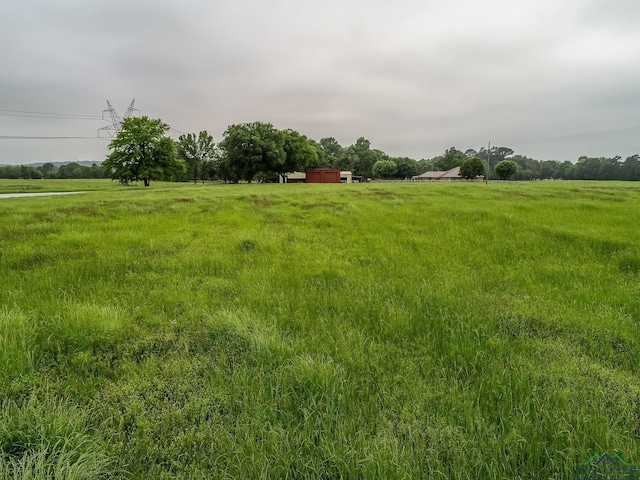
xmin=0 ymin=191 xmax=86 ymax=199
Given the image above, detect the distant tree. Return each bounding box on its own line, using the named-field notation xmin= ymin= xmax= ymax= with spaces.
xmin=620 ymin=155 xmax=640 ymax=181
xmin=219 ymin=122 xmax=285 ymax=183
xmin=18 ymin=165 xmax=42 ymax=179
xmin=511 ymin=155 xmax=540 ymax=180
xmin=103 ymin=117 xmax=178 ymax=186
xmin=434 ymin=147 xmax=465 ymax=171
xmin=12 ymin=165 xmax=40 ymax=179
xmin=417 ymin=158 xmax=436 ymax=174
xmin=572 ymin=156 xmax=601 ymax=180
xmin=306 ymin=139 xmax=326 ymax=168
xmin=494 ymin=160 xmax=519 ymax=180
xmin=597 ymin=156 xmax=621 ymax=180
xmin=567 ymin=160 xmax=582 ymax=179
xmin=317 ymin=137 xmax=344 ymax=168
xmin=477 ymin=146 xmax=514 ymax=179
xmin=334 ymin=151 xmax=359 ymax=172
xmin=459 ymin=157 xmax=486 ymax=179
xmin=89 ymin=163 xmax=107 ymax=179
xmin=278 ymin=129 xmax=318 ymax=182
xmin=0 ymin=167 xmax=12 ymax=179
xmin=372 ymin=159 xmax=397 ymax=179
xmin=178 ymin=131 xmax=217 ymax=184
xmin=558 ymin=161 xmax=573 ymax=179
xmin=391 ymin=157 xmax=419 ymax=178
xmin=348 ymin=137 xmax=382 ymax=178
xmin=492 ymin=147 xmax=514 ymax=163
xmin=39 ymin=162 xmax=57 ymax=178
xmin=57 ymin=162 xmax=84 ymax=179
xmin=464 ymin=148 xmax=478 ymax=158
xmin=539 ymin=160 xmax=559 ymax=180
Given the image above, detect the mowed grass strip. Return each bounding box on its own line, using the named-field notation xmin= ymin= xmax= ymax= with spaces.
xmin=1 ymin=181 xmax=640 ymax=478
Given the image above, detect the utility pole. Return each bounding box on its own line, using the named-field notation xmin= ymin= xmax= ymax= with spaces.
xmin=485 ymin=141 xmax=491 ymax=184
xmin=98 ymin=99 xmax=139 ymax=138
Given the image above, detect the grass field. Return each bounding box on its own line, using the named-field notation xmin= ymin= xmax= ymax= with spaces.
xmin=1 ymin=180 xmax=640 ymax=479
xmin=0 ymin=179 xmax=117 ymax=194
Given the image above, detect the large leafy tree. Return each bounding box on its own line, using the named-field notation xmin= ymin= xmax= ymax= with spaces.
xmin=103 ymin=117 xmax=178 ymax=186
xmin=372 ymin=159 xmax=397 ymax=179
xmin=391 ymin=157 xmax=419 ymax=179
xmin=316 ymin=137 xmax=344 ymax=168
xmin=178 ymin=131 xmax=217 ymax=184
xmin=219 ymin=122 xmax=285 ymax=183
xmin=348 ymin=137 xmax=382 ymax=178
xmin=494 ymin=160 xmax=519 ymax=180
xmin=459 ymin=157 xmax=486 ymax=179
xmin=278 ymin=129 xmax=318 ymax=182
xmin=511 ymin=154 xmax=540 ymax=180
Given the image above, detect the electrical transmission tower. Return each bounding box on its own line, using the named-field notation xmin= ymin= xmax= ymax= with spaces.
xmin=98 ymin=99 xmax=139 ymax=138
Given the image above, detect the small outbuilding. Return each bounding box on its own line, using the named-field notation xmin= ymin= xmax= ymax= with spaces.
xmin=280 ymin=169 xmax=359 ymax=183
xmin=283 ymin=171 xmax=306 ymax=183
xmin=305 ymin=169 xmax=341 ymax=183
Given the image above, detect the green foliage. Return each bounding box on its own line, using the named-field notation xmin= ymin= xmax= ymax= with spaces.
xmin=177 ymin=131 xmax=217 ymax=184
xmin=219 ymin=122 xmax=285 ymax=183
xmin=494 ymin=159 xmax=519 ymax=180
xmin=280 ymin=129 xmax=318 ymax=181
xmin=316 ymin=137 xmax=344 ymax=168
xmin=40 ymin=163 xmax=56 ymax=178
xmin=491 ymin=146 xmax=514 ymax=163
xmin=390 ymin=156 xmax=419 ymax=178
xmin=218 ymin=123 xmax=317 ymax=183
xmin=371 ymin=159 xmax=397 ymax=178
xmin=346 ymin=137 xmax=385 ymax=178
xmin=417 ymin=157 xmax=436 ymax=174
xmin=435 ymin=147 xmax=466 ymax=171
xmin=57 ymin=163 xmax=106 ymax=180
xmin=103 ymin=116 xmax=179 ymax=186
xmin=620 ymin=154 xmax=640 ymax=181
xmin=0 ymin=165 xmax=42 ymax=179
xmin=0 ymin=163 xmax=107 ymax=180
xmin=459 ymin=157 xmax=486 ymax=179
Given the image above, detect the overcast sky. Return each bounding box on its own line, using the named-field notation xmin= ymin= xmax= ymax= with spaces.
xmin=1 ymin=0 xmax=639 ymax=165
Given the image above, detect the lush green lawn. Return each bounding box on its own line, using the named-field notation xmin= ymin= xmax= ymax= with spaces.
xmin=1 ymin=180 xmax=640 ymax=479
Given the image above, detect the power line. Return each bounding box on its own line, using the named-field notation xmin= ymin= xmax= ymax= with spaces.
xmin=0 ymin=109 xmax=102 ymax=120
xmin=0 ymin=135 xmax=103 ymax=140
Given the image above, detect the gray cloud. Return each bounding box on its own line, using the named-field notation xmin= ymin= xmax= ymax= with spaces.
xmin=1 ymin=0 xmax=639 ymax=164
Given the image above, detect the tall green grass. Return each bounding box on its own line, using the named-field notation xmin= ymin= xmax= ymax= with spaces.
xmin=1 ymin=181 xmax=640 ymax=478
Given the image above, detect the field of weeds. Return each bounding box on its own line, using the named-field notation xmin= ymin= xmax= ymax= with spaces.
xmin=1 ymin=180 xmax=639 ymax=478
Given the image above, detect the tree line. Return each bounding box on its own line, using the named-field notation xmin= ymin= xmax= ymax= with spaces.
xmin=98 ymin=118 xmax=640 ymax=185
xmin=0 ymin=162 xmax=107 ymax=180
xmin=102 ymin=117 xmax=400 ymax=185
xmin=4 ymin=116 xmax=639 ymax=183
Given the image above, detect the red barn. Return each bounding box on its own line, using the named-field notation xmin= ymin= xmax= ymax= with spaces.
xmin=305 ymin=169 xmax=341 ymax=183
